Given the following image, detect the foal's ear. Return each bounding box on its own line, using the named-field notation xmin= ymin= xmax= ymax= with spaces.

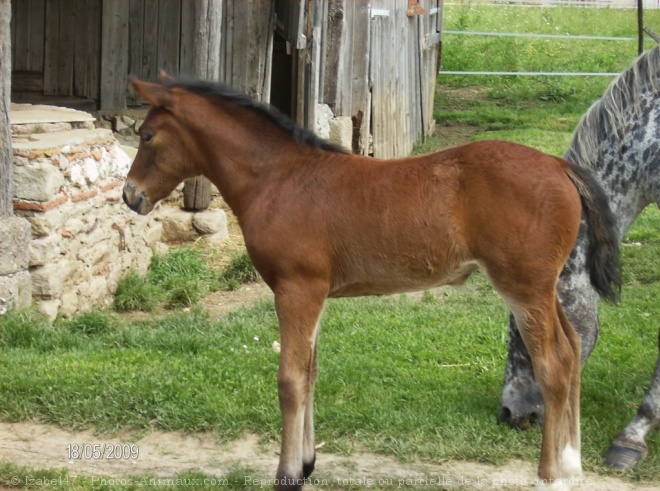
xmin=129 ymin=77 xmax=173 ymax=109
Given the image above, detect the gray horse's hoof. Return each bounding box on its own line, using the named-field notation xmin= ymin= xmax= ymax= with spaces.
xmin=604 ymin=442 xmax=648 ymax=471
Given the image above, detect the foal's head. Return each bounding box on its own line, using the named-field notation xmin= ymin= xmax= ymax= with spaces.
xmin=123 ymin=78 xmax=202 ymax=215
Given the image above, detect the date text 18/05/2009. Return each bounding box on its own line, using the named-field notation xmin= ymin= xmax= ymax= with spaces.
xmin=65 ymin=443 xmax=139 ymax=461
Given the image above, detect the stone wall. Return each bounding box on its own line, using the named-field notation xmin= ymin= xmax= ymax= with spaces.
xmin=11 ymin=104 xmax=163 ymax=321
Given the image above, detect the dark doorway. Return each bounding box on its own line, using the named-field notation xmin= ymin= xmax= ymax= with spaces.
xmin=269 ymin=32 xmax=293 ymax=117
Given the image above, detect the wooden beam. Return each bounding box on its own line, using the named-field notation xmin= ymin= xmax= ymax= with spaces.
xmin=57 ymin=0 xmax=75 ymax=95
xmin=182 ymin=0 xmax=223 ymax=211
xmin=100 ymin=0 xmax=129 ymax=111
xmin=142 ymin=0 xmax=158 ymax=81
xmin=127 ymin=0 xmax=144 ymax=104
xmin=43 ymin=0 xmax=60 ymax=95
xmin=157 ymin=0 xmax=181 ymax=75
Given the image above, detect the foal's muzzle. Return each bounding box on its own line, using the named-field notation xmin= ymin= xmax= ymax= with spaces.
xmin=122 ymin=182 xmax=151 ymax=215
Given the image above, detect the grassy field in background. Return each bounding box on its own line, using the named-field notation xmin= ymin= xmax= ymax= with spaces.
xmin=440 ymin=4 xmax=660 ymax=99
xmin=1 ymin=4 xmax=660 ymax=490
xmin=415 ymin=4 xmax=660 ymax=156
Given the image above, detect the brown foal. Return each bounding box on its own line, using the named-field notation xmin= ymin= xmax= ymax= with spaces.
xmin=123 ymin=76 xmax=620 ymax=491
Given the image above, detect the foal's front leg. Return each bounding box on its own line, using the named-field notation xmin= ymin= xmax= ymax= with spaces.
xmin=303 ymin=322 xmax=321 ymax=478
xmin=274 ymin=281 xmax=326 ymax=491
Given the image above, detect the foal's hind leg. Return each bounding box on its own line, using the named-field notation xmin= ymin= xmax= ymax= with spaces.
xmin=508 ymin=298 xmax=577 ymax=489
xmin=487 ymin=269 xmax=580 ymax=490
xmin=274 ymin=281 xmax=326 ymax=491
xmin=556 ymin=298 xmax=582 ymax=480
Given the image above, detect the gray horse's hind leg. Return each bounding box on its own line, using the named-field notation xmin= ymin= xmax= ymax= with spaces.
xmin=605 ymin=326 xmax=660 ymax=471
xmin=500 ymin=313 xmax=544 ymax=427
xmin=500 ymin=274 xmax=600 ymax=428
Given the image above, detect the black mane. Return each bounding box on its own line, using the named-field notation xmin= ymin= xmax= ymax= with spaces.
xmin=164 ymin=77 xmax=348 ymax=154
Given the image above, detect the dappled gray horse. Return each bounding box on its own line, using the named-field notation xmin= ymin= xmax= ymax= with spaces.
xmin=500 ymin=45 xmax=660 ymax=471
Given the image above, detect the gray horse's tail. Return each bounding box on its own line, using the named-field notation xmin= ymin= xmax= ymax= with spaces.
xmin=563 ymin=161 xmax=621 ymax=303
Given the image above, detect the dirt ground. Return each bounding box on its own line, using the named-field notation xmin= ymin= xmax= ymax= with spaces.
xmin=0 ymin=421 xmax=656 ymax=490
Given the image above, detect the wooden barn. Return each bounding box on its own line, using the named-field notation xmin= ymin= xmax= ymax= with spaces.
xmin=10 ymin=0 xmax=442 ymax=158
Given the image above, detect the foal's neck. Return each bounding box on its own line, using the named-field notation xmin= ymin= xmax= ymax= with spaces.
xmin=184 ymin=99 xmax=316 ymax=219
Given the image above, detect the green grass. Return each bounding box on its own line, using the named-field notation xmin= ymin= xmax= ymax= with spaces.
xmin=420 ymin=4 xmax=660 ymax=157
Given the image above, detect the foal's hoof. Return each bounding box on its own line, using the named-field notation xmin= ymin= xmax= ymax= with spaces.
xmin=303 ymin=454 xmax=316 ymax=479
xmin=604 ymin=442 xmax=647 ymax=471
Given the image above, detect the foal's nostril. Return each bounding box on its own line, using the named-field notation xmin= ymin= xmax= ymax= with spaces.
xmin=122 ymin=187 xmax=145 ymax=213
xmin=135 ymin=193 xmax=144 ymax=211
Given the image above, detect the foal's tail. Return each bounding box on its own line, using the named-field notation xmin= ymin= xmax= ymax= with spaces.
xmin=563 ymin=161 xmax=621 ymax=303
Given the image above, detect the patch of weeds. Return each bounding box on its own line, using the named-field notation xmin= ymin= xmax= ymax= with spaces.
xmin=63 ymin=310 xmax=117 ymax=336
xmin=148 ymin=247 xmax=224 ymax=308
xmin=148 ymin=247 xmax=218 ymax=286
xmin=0 ymin=308 xmax=50 ymax=348
xmin=220 ymin=252 xmax=260 ymax=290
xmin=166 ymin=278 xmax=209 ymax=308
xmin=113 ymin=270 xmax=163 ymax=312
xmin=114 ymin=246 xmax=227 ymax=312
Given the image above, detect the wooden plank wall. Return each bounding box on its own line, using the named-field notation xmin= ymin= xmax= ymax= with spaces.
xmin=220 ymin=0 xmax=274 ymax=102
xmin=11 ymin=0 xmax=274 ymax=109
xmin=100 ymin=0 xmax=128 ymax=110
xmin=321 ymin=0 xmax=440 ymax=158
xmin=327 ymin=0 xmax=371 ymax=154
xmin=125 ymin=0 xmax=273 ymax=105
xmin=74 ymin=0 xmax=101 ymax=101
xmin=46 ymin=0 xmax=101 ymax=99
xmin=369 ymin=0 xmax=440 ymax=159
xmin=8 ymin=0 xmax=442 ymax=135
xmin=11 ymin=0 xmax=101 ymax=99
xmin=126 ymin=0 xmax=181 ymax=106
xmin=10 ymin=0 xmax=45 ymax=73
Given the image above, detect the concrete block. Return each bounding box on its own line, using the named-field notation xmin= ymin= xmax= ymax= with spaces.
xmin=30 ymin=233 xmax=63 ymax=267
xmin=0 ymin=271 xmax=32 ymax=314
xmin=329 ymin=116 xmax=353 ymax=152
xmin=14 ymin=162 xmax=65 ymax=201
xmin=192 ymin=208 xmax=228 ymax=236
xmin=31 ymin=260 xmax=73 ymax=298
xmin=316 ymin=103 xmax=334 ymax=140
xmin=36 ymin=299 xmax=61 ymax=323
xmin=0 ymin=217 xmax=31 ymax=275
xmin=157 ymin=206 xmax=197 ymax=243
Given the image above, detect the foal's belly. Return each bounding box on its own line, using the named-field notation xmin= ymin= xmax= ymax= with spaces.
xmin=327 ymin=258 xmax=479 ymax=298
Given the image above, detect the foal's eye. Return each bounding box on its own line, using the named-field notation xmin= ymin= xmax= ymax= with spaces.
xmin=141 ymin=133 xmax=154 ymax=144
